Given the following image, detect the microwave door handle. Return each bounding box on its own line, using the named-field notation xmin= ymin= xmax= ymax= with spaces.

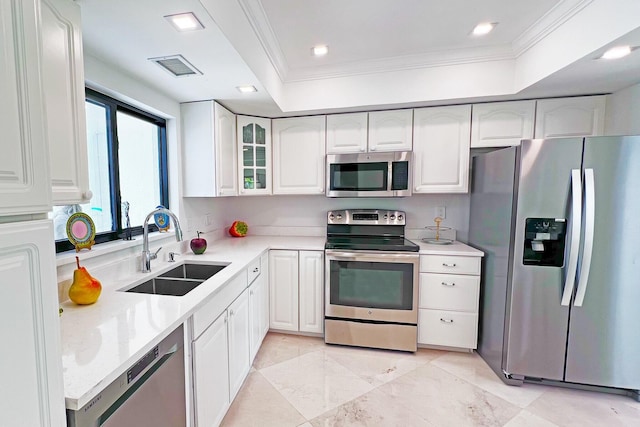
xmin=561 ymin=169 xmax=582 ymax=306
xmin=388 ymin=161 xmax=393 ymax=192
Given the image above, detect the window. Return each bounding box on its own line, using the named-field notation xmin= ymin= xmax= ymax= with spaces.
xmin=52 ymin=89 xmax=169 ymax=252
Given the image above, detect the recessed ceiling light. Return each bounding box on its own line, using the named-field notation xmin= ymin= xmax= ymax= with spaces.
xmin=164 ymin=12 xmax=204 ymax=32
xmin=600 ymin=45 xmax=633 ymax=60
xmin=472 ymin=22 xmax=497 ymax=36
xmin=311 ymin=45 xmax=329 ymax=56
xmin=236 ymin=85 xmax=258 ymax=93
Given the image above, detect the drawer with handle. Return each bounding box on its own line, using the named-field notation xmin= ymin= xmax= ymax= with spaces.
xmin=418 ymin=309 xmax=478 ymax=349
xmin=419 ymin=273 xmax=480 ymax=311
xmin=247 ymin=257 xmax=261 ymax=284
xmin=419 ymin=255 xmax=480 ymax=275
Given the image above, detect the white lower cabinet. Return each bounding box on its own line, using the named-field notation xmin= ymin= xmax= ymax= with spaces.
xmin=249 ymin=253 xmax=269 ymax=363
xmin=417 ymin=254 xmax=481 ymax=350
xmin=270 ymin=250 xmax=324 ymax=334
xmin=228 ymin=289 xmax=250 ymax=400
xmin=192 ymin=312 xmax=230 ymax=427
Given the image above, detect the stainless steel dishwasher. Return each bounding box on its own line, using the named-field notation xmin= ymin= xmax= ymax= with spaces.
xmin=66 ymin=325 xmax=186 ymax=427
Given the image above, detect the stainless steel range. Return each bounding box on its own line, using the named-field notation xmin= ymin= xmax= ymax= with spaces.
xmin=324 ymin=209 xmax=419 ymax=352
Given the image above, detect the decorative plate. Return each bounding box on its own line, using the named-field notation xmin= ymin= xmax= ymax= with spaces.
xmin=66 ymin=212 xmax=96 ymax=252
xmin=154 ymin=205 xmax=170 ymax=232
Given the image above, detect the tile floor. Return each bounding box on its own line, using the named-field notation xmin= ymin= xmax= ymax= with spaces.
xmin=221 ymin=333 xmax=640 ymax=426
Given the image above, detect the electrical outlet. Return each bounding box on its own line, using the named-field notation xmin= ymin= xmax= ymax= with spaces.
xmin=205 ymin=213 xmax=213 ymax=226
xmin=186 ymin=217 xmax=194 ymax=232
xmin=435 ymin=206 xmax=446 ymax=219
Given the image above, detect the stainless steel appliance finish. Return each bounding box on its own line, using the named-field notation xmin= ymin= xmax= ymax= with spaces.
xmin=469 ymin=137 xmax=640 ymax=399
xmin=66 ymin=326 xmax=186 ymax=426
xmin=324 ymin=209 xmax=419 ymax=352
xmin=326 ymin=151 xmax=412 ymax=197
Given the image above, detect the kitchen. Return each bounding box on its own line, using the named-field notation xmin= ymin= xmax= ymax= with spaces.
xmin=3 ymin=0 xmax=640 ymax=426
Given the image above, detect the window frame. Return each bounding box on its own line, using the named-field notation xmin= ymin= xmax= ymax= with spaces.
xmin=55 ymin=88 xmax=169 ymax=253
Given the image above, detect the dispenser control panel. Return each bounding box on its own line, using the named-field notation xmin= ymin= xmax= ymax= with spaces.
xmin=523 ymin=218 xmax=566 ymax=267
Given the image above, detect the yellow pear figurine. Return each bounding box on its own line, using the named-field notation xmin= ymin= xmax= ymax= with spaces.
xmin=68 ymin=256 xmax=102 ymax=305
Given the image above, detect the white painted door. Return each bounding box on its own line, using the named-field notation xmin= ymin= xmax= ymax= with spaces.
xmin=368 ymin=109 xmax=413 ymax=152
xmin=260 ymin=252 xmax=270 ymax=338
xmin=192 ymin=312 xmax=230 ymax=427
xmin=326 ymin=112 xmax=368 ymax=154
xmin=41 ymin=0 xmax=91 ymax=205
xmin=272 ymin=116 xmax=326 ymax=195
xmin=0 ymin=0 xmax=51 ymax=215
xmin=0 ymin=220 xmax=65 ymax=427
xmin=237 ymin=115 xmax=272 ymax=195
xmin=269 ymin=250 xmax=299 ymax=331
xmin=413 ymin=105 xmax=471 ymax=193
xmin=470 ymin=101 xmax=535 ymax=147
xmin=298 ymin=251 xmax=324 ymax=334
xmin=248 ymin=279 xmax=262 ymax=363
xmin=214 ymin=103 xmax=238 ymax=196
xmin=534 ymin=96 xmax=606 ymax=138
xmin=228 ymin=289 xmax=250 ymax=400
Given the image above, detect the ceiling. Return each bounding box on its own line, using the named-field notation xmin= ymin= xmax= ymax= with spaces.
xmin=78 ymin=0 xmax=640 ymax=117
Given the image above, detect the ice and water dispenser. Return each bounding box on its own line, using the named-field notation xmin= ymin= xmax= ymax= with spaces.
xmin=523 ymin=218 xmax=567 ymax=267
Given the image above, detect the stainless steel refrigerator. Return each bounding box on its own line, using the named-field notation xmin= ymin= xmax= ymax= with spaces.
xmin=469 ymin=136 xmax=640 ymax=399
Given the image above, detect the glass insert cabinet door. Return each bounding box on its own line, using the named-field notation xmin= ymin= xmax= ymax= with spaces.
xmin=237 ymin=115 xmax=271 ymax=195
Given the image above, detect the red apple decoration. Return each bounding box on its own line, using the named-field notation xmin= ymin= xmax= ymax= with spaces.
xmin=190 ymin=231 xmax=207 ymax=255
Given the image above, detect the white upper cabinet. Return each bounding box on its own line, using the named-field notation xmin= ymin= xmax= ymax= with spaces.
xmin=0 ymin=0 xmax=51 ymax=215
xmin=237 ymin=116 xmax=272 ymax=195
xmin=534 ymin=96 xmax=606 ymax=138
xmin=182 ymin=101 xmax=237 ymax=197
xmin=413 ymin=105 xmax=471 ymax=193
xmin=368 ymin=109 xmax=413 ymax=152
xmin=272 ymin=116 xmax=326 ymax=195
xmin=41 ymin=0 xmax=91 ymax=205
xmin=326 ymin=112 xmax=368 ymax=154
xmin=471 ymin=100 xmax=535 ymax=148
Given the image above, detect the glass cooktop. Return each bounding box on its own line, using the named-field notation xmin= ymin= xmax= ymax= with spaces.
xmin=325 ymin=236 xmax=420 ymax=252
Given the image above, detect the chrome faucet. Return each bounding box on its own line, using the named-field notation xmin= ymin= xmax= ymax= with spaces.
xmin=141 ymin=207 xmax=183 ymax=273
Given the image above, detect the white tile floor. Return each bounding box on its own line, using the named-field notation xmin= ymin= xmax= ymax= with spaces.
xmin=221 ymin=333 xmax=640 ymax=426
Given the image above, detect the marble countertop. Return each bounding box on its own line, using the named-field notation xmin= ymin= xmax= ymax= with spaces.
xmin=60 ymin=236 xmax=324 ymax=410
xmin=60 ymin=235 xmax=481 ymax=410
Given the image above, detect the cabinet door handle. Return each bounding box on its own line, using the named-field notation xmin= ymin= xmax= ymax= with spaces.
xmin=253 ymin=267 xmax=259 ymax=272
xmin=440 ymin=318 xmax=454 ymax=323
xmin=442 ymin=263 xmax=456 ymax=267
xmin=441 ymin=282 xmax=455 ymax=287
xmin=229 ymin=310 xmax=234 ymax=317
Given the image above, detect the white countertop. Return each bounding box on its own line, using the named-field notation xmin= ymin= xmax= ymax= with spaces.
xmin=60 ymin=236 xmax=324 ymax=410
xmin=60 ymin=235 xmax=481 ymax=410
xmin=416 ymin=240 xmax=484 ymax=257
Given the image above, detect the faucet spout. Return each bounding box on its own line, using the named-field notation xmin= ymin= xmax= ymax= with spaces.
xmin=141 ymin=207 xmax=183 ymax=273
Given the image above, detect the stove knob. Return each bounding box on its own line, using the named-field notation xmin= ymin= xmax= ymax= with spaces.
xmin=398 ymin=214 xmax=404 ymax=220
xmin=383 ymin=214 xmax=388 ymax=219
xmin=336 ymin=214 xmax=342 ymax=219
xmin=390 ymin=215 xmax=396 ymax=220
xmin=329 ymin=214 xmax=335 ymax=220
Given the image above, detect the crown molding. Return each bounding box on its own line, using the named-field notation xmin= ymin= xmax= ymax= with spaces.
xmin=284 ymin=45 xmax=515 ymax=82
xmin=512 ymin=0 xmax=595 ymax=57
xmin=237 ymin=0 xmax=290 ymax=81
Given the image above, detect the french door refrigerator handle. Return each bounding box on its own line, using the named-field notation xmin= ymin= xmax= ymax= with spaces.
xmin=574 ymin=168 xmax=595 ymax=307
xmin=561 ymin=169 xmax=582 ymax=306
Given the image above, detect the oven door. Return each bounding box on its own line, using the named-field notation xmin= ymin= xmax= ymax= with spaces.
xmin=325 ymin=250 xmax=419 ymax=324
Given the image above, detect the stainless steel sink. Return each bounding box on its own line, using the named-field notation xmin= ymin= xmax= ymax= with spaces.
xmin=122 ymin=263 xmax=228 ymax=296
xmin=159 ymin=263 xmax=228 ymax=280
xmin=125 ymin=277 xmax=204 ymax=297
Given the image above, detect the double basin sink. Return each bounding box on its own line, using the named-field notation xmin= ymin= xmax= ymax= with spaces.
xmin=123 ymin=263 xmax=228 ymax=297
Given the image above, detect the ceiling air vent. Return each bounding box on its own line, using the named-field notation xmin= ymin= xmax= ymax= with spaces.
xmin=149 ymin=55 xmax=202 ymax=77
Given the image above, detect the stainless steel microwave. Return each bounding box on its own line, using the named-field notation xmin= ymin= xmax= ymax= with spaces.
xmin=326 ymin=151 xmax=412 ymax=197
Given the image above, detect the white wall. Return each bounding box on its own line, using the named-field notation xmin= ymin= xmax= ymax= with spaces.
xmin=201 ymin=194 xmax=471 ymax=242
xmin=605 ymin=82 xmax=640 ymax=135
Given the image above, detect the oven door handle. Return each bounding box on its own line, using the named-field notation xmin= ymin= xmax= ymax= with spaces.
xmin=325 ymin=250 xmax=419 ymax=262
